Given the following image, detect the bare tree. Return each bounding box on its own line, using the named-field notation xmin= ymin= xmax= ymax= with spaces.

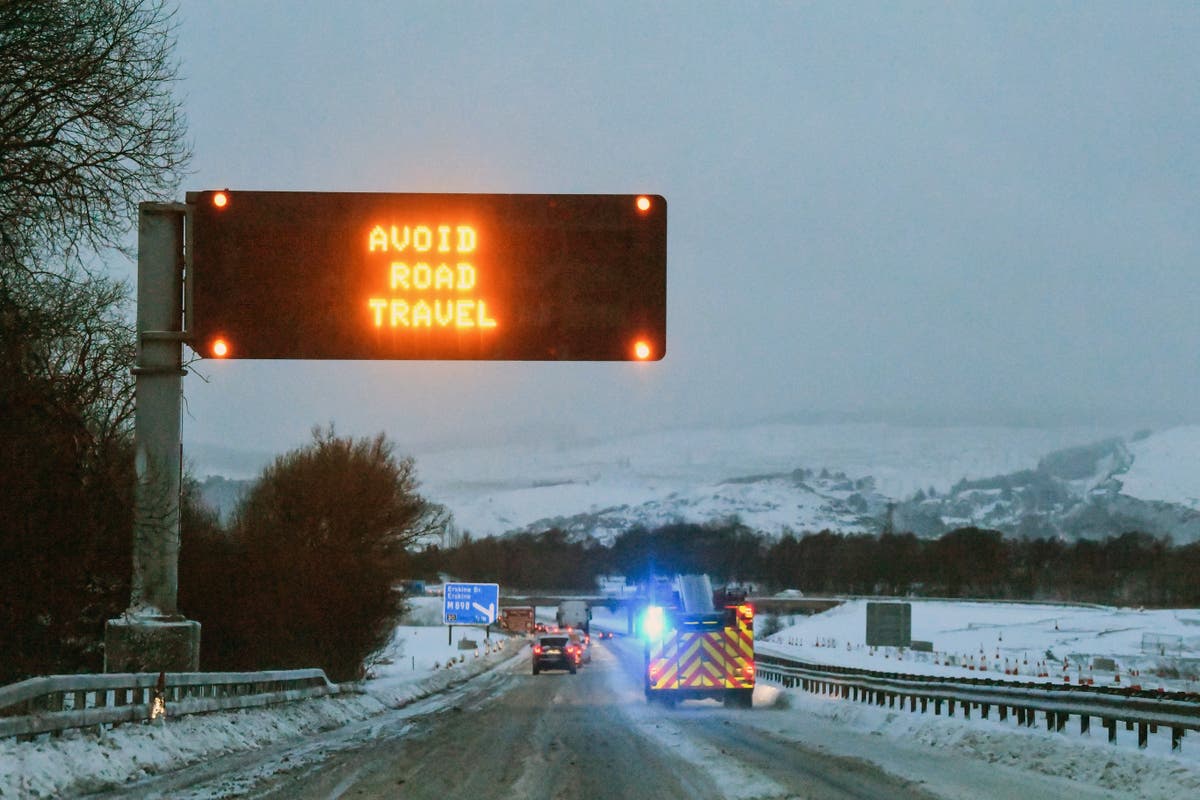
xmin=0 ymin=0 xmax=188 ymax=681
xmin=182 ymin=429 xmax=451 ymax=680
xmin=0 ymin=0 xmax=189 ymax=273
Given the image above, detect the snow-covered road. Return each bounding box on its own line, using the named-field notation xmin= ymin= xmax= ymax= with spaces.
xmin=7 ymin=599 xmax=1200 ymax=798
xmin=95 ymin=638 xmax=940 ymax=800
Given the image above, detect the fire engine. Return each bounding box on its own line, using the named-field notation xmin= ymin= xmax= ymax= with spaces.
xmin=640 ymin=575 xmax=755 ymax=708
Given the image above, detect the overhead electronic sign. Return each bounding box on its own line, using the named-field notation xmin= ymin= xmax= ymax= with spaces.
xmin=186 ymin=191 xmax=667 ymax=361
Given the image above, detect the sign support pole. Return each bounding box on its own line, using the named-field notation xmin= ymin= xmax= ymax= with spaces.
xmin=104 ymin=202 xmax=201 ymax=672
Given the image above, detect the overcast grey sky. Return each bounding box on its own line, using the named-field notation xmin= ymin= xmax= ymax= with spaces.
xmin=172 ymin=1 xmax=1200 ymax=462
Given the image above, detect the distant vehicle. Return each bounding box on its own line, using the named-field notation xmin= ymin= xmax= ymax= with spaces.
xmin=500 ymin=606 xmax=535 ymax=634
xmin=556 ymin=599 xmax=591 ymax=633
xmin=568 ymin=630 xmax=591 ymax=664
xmin=532 ymin=633 xmax=577 ymax=674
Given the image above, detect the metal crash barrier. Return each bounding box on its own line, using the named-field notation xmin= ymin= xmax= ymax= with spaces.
xmin=0 ymin=669 xmax=337 ymax=740
xmin=756 ymin=649 xmax=1200 ymax=751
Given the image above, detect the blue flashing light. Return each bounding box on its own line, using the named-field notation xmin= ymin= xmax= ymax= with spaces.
xmin=642 ymin=605 xmax=666 ymax=640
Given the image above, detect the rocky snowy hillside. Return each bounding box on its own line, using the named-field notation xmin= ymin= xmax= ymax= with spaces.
xmin=424 ymin=425 xmax=1200 ymax=544
xmin=890 ymin=428 xmax=1200 ymax=542
xmin=198 ymin=424 xmax=1200 ymax=544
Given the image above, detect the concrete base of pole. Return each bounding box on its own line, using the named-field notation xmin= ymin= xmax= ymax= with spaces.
xmin=104 ymin=616 xmax=201 ymax=673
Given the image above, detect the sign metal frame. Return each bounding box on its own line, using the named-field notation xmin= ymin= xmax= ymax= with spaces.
xmin=185 ymin=191 xmax=667 ymax=362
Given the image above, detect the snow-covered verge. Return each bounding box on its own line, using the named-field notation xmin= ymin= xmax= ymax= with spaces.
xmin=0 ymin=613 xmax=520 ymax=799
xmin=746 ymin=684 xmax=1200 ymax=800
xmin=747 ymin=598 xmax=1200 ymax=798
xmin=595 ymin=599 xmax=1200 ymax=799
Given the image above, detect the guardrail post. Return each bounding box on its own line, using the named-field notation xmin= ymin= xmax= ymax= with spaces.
xmin=1138 ymin=722 xmax=1148 ymax=748
xmin=1081 ymin=715 xmax=1090 ymax=735
xmin=963 ymin=701 xmax=971 ymax=720
xmin=999 ymin=704 xmax=1007 ymax=722
xmin=981 ymin=703 xmax=989 ymax=719
xmin=934 ymin=698 xmax=942 ymax=715
xmin=948 ymin=699 xmax=956 ymax=717
xmin=1056 ymin=712 xmax=1066 ymax=733
xmin=1173 ymin=727 xmax=1184 ymax=752
xmin=1105 ymin=717 xmax=1117 ymax=743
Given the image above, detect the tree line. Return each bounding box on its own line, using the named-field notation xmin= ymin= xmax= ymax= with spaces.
xmin=1 ymin=4 xmax=443 ymax=684
xmin=413 ymin=523 xmax=1200 ymax=607
xmin=1 ymin=0 xmax=188 ymax=685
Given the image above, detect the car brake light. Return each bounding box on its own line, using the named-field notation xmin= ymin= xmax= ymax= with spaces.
xmin=533 ymin=645 xmax=543 ymax=655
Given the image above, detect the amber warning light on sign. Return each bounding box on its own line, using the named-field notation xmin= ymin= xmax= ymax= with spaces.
xmin=186 ymin=191 xmax=667 ymax=361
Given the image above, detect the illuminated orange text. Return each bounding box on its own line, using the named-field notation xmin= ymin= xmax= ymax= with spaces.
xmin=367 ymin=222 xmax=496 ymax=332
xmin=369 ymin=225 xmax=476 ymax=253
xmin=368 ymin=299 xmax=497 ymax=329
xmin=389 ymin=262 xmax=476 ymax=291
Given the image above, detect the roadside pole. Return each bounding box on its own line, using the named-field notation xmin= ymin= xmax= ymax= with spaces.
xmin=104 ymin=202 xmax=201 ymax=672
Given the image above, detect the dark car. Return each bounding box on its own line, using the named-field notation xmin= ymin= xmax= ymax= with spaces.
xmin=532 ymin=634 xmax=577 ymax=674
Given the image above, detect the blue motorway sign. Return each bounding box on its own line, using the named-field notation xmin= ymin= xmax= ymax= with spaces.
xmin=443 ymin=582 xmax=500 ymax=625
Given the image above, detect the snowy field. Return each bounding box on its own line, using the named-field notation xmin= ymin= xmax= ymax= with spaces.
xmin=1122 ymin=426 xmax=1200 ymax=510
xmin=759 ymin=598 xmax=1200 ymax=692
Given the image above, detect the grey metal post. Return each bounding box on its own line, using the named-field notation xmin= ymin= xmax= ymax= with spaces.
xmin=132 ymin=203 xmax=183 ymax=614
xmin=105 ymin=203 xmax=200 ymax=672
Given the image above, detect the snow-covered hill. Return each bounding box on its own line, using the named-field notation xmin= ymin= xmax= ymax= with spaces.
xmin=891 ymin=428 xmax=1200 ymax=541
xmin=408 ymin=423 xmax=1100 ymax=542
xmin=198 ymin=424 xmax=1200 ymax=544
